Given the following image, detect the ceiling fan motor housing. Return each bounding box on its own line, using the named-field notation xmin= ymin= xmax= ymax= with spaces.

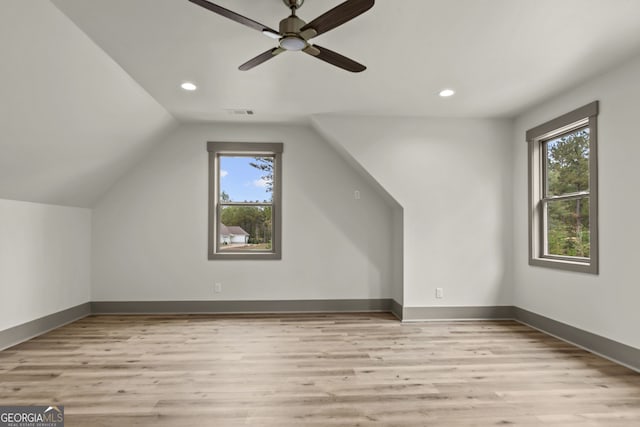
xmin=279 ymin=15 xmax=305 ymax=34
xmin=279 ymin=15 xmax=307 ymax=50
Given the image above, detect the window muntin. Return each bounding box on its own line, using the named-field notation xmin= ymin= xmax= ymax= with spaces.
xmin=208 ymin=142 xmax=282 ymax=260
xmin=526 ymin=101 xmax=598 ymax=274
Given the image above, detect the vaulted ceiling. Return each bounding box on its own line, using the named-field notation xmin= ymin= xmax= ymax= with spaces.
xmin=0 ymin=1 xmax=176 ymax=207
xmin=52 ymin=0 xmax=640 ymax=122
xmin=3 ymin=1 xmax=640 ymax=207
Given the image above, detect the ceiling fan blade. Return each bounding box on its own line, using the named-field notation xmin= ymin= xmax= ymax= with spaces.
xmin=300 ymin=0 xmax=374 ymax=38
xmin=188 ymin=0 xmax=280 ymax=38
xmin=303 ymin=44 xmax=366 ymax=72
xmin=239 ymin=48 xmax=284 ymax=71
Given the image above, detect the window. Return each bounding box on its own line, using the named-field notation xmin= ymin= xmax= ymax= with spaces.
xmin=207 ymin=142 xmax=283 ymax=260
xmin=526 ymin=101 xmax=598 ymax=273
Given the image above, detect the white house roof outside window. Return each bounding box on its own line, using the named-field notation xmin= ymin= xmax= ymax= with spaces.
xmin=219 ymin=224 xmax=250 ymax=245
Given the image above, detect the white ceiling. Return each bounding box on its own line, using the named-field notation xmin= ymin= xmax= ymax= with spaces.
xmin=48 ymin=0 xmax=640 ymax=122
xmin=2 ymin=1 xmax=640 ymax=207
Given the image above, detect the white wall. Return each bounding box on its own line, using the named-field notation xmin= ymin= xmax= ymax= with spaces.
xmin=513 ymin=54 xmax=640 ymax=349
xmin=311 ymin=116 xmax=514 ymax=309
xmin=0 ymin=0 xmax=176 ymax=207
xmin=0 ymin=199 xmax=91 ymax=331
xmin=91 ymin=123 xmax=398 ymax=302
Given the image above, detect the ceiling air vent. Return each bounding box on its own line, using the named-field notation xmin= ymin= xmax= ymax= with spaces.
xmin=225 ymin=109 xmax=254 ymax=115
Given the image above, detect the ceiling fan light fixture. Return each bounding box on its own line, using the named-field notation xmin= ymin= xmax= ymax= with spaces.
xmin=279 ymin=36 xmax=306 ymax=51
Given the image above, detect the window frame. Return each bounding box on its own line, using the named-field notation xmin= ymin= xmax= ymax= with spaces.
xmin=207 ymin=141 xmax=283 ymax=260
xmin=526 ymin=101 xmax=599 ymax=274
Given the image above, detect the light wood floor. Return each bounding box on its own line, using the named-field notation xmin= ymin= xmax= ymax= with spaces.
xmin=1 ymin=313 xmax=639 ymax=426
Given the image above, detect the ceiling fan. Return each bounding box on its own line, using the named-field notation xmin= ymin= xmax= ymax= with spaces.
xmin=188 ymin=0 xmax=374 ymax=72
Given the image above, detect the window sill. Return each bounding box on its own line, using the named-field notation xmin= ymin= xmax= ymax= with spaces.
xmin=209 ymin=252 xmax=281 ymax=260
xmin=529 ymin=257 xmax=598 ymax=274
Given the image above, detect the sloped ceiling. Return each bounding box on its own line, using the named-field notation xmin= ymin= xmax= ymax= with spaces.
xmin=51 ymin=0 xmax=640 ymax=122
xmin=4 ymin=1 xmax=640 ymax=207
xmin=0 ymin=1 xmax=177 ymax=207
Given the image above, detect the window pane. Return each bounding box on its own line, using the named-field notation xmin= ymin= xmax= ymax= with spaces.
xmin=219 ymin=205 xmax=273 ymax=252
xmin=545 ymin=197 xmax=590 ymax=258
xmin=544 ymin=127 xmax=589 ymax=197
xmin=219 ymin=156 xmax=274 ymax=203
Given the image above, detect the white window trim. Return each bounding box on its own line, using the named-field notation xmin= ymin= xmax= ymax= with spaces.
xmin=526 ymin=101 xmax=599 ymax=274
xmin=207 ymin=141 xmax=283 ymax=260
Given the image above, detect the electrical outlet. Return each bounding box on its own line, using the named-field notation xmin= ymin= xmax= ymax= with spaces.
xmin=214 ymin=282 xmax=222 ymax=293
xmin=435 ymin=287 xmax=444 ymax=299
xmin=354 ymin=190 xmax=361 ymax=200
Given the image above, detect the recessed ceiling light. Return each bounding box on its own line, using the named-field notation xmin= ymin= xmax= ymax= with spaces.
xmin=439 ymin=89 xmax=455 ymax=97
xmin=181 ymin=82 xmax=197 ymax=91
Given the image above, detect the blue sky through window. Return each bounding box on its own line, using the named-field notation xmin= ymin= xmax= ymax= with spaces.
xmin=220 ymin=156 xmax=272 ymax=202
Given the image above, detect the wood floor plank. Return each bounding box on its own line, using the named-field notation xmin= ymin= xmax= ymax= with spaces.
xmin=0 ymin=313 xmax=638 ymax=426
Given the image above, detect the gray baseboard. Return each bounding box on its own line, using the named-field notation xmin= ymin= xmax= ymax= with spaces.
xmin=390 ymin=299 xmax=403 ymax=320
xmin=402 ymin=305 xmax=516 ymax=321
xmin=514 ymin=307 xmax=640 ymax=373
xmin=0 ymin=302 xmax=91 ymax=351
xmin=91 ymin=299 xmax=394 ymax=314
xmin=402 ymin=305 xmax=638 ymax=372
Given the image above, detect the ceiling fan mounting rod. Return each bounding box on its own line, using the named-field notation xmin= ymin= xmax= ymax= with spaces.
xmin=283 ymin=0 xmax=304 ymax=12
